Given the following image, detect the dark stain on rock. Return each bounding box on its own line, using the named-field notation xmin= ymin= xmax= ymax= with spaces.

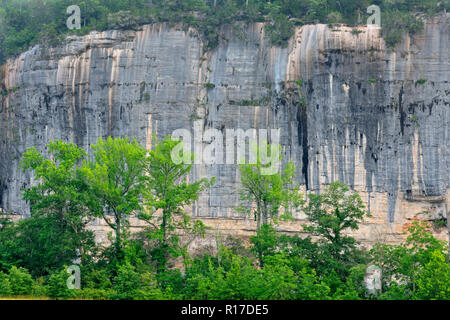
xmin=399 ymin=85 xmax=405 ymax=136
xmin=297 ymin=100 xmax=309 ymax=190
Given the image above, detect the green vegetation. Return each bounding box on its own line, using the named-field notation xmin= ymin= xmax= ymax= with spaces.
xmin=81 ymin=137 xmax=146 ymax=262
xmin=433 ymin=218 xmax=447 ymax=229
xmin=189 ymin=112 xmax=202 ymax=120
xmin=301 ymin=182 xmax=369 ymax=283
xmin=229 ymin=96 xmax=271 ymax=106
xmin=417 ymin=78 xmax=428 ymax=84
xmin=351 ymin=28 xmax=363 ymax=35
xmin=140 ymin=137 xmax=213 ymax=272
xmin=236 ymin=146 xmax=301 ymax=232
xmin=371 ymin=222 xmax=450 ymax=299
xmin=0 ymin=1 xmax=448 ymax=63
xmin=1 ymin=86 xmax=20 ymax=97
xmin=381 ymin=9 xmax=424 ymax=48
xmin=203 ymin=82 xmax=215 ymax=90
xmin=0 ymin=136 xmax=448 ymax=300
xmin=236 ymin=145 xmax=302 ymax=266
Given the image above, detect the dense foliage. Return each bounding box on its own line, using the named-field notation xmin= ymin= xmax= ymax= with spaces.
xmin=0 ymin=137 xmax=448 ymax=300
xmin=0 ymin=0 xmax=448 ymax=64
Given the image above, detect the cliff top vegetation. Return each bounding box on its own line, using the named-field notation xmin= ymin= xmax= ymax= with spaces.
xmin=0 ymin=1 xmax=448 ymax=64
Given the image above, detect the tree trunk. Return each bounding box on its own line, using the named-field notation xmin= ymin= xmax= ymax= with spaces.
xmin=262 ymin=202 xmax=268 ymax=225
xmin=256 ymin=204 xmax=261 ymax=231
xmin=258 ymin=252 xmax=264 ymax=269
xmin=162 ymin=209 xmax=167 ymax=243
xmin=157 ymin=209 xmax=169 ymax=273
xmin=115 ymin=215 xmax=121 ymax=259
xmin=447 ymin=209 xmax=450 ymax=259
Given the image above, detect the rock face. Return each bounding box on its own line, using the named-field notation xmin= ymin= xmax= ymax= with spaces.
xmin=1 ymin=15 xmax=449 ymax=246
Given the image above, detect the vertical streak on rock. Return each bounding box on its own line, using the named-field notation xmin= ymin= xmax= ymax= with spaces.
xmin=69 ymin=56 xmax=77 ymax=143
xmin=0 ymin=18 xmax=448 ymax=244
xmin=146 ymin=113 xmax=152 ymax=150
xmin=387 ymin=192 xmax=397 ymax=223
xmin=107 ymin=47 xmax=122 ymax=137
xmin=298 ymin=102 xmax=309 ymax=190
xmin=399 ymin=84 xmax=405 ymax=136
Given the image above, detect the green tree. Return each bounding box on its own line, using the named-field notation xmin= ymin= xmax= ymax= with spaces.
xmin=236 ymin=143 xmax=302 ymax=231
xmin=81 ymin=137 xmax=146 ymax=262
xmin=0 ymin=216 xmax=91 ymax=278
xmin=1 ymin=141 xmax=97 ymax=277
xmin=369 ymin=242 xmax=407 ymax=295
xmin=20 ymin=141 xmax=97 ymax=268
xmin=250 ymin=223 xmax=280 ymax=267
xmin=415 ymin=250 xmax=450 ymax=300
xmin=237 ymin=143 xmax=302 ymax=267
xmin=371 ymin=222 xmax=449 ymax=299
xmin=382 ymin=10 xmax=424 ymax=48
xmin=140 ymin=137 xmax=213 ymax=272
xmin=265 ymin=12 xmax=294 ymax=47
xmin=301 ymin=182 xmax=369 ymax=283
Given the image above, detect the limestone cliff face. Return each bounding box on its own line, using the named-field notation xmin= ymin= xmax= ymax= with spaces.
xmin=1 ymin=15 xmax=449 ymax=245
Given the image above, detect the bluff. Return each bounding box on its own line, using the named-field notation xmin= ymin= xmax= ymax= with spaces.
xmin=1 ymin=15 xmax=449 ymax=246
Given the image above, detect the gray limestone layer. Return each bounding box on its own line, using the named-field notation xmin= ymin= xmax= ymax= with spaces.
xmin=0 ymin=16 xmax=449 ymax=243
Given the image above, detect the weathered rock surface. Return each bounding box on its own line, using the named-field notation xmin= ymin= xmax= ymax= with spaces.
xmin=1 ymin=15 xmax=449 ymax=246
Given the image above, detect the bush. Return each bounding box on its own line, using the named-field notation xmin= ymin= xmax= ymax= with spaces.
xmin=156 ymin=269 xmax=185 ymax=298
xmin=265 ymin=14 xmax=294 ymax=47
xmin=204 ymin=82 xmax=215 ymax=90
xmin=76 ymin=288 xmax=112 ymax=300
xmin=81 ymin=267 xmax=113 ymax=290
xmin=107 ymin=11 xmax=144 ymax=30
xmin=327 ymin=11 xmax=343 ymax=24
xmin=417 ymin=78 xmax=427 ymax=84
xmin=250 ymin=224 xmax=280 ymax=267
xmin=0 ymin=213 xmax=94 ymax=278
xmin=378 ymin=282 xmax=411 ymax=300
xmin=32 ymin=277 xmax=47 ymax=297
xmin=46 ymin=267 xmax=78 ymax=300
xmin=8 ymin=266 xmax=33 ymax=296
xmin=382 ymin=11 xmax=424 ymax=48
xmin=0 ymin=271 xmax=11 ymax=296
xmin=110 ymin=263 xmax=164 ymax=300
